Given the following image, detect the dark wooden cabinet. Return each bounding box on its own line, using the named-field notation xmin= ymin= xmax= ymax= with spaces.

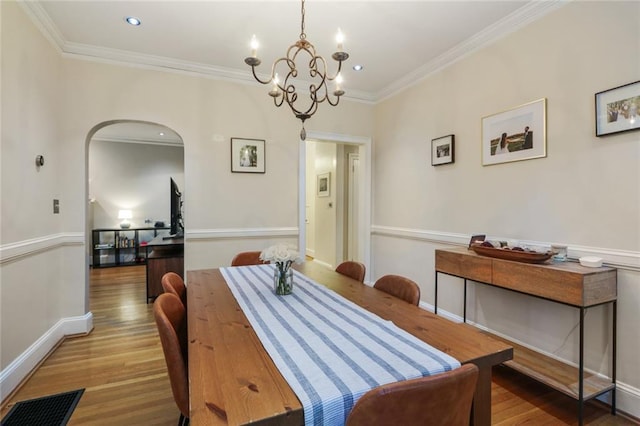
xmin=92 ymin=227 xmax=169 ymax=268
xmin=145 ymin=236 xmax=184 ymax=302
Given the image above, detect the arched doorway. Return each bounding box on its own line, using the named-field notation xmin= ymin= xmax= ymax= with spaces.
xmin=85 ymin=120 xmax=184 ymax=309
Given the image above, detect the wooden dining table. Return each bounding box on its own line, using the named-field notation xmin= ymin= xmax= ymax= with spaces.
xmin=187 ymin=262 xmax=513 ymax=426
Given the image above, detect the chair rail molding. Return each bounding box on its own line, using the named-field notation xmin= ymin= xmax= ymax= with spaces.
xmin=372 ymin=225 xmax=640 ymax=271
xmin=0 ymin=232 xmax=84 ymax=264
xmin=186 ymin=227 xmax=298 ymax=241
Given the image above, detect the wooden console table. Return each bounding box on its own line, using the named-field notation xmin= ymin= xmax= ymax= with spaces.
xmin=434 ymin=247 xmax=617 ymax=426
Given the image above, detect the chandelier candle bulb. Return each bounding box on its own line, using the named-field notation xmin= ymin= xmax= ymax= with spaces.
xmin=336 ymin=28 xmax=344 ymax=52
xmin=334 ymin=73 xmax=344 ymax=97
xmin=269 ymin=74 xmax=280 ymax=97
xmin=250 ymin=35 xmax=258 ymax=58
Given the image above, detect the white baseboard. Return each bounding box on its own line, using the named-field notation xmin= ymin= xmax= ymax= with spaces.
xmin=613 ymin=381 xmax=640 ymax=419
xmin=0 ymin=312 xmax=93 ymax=403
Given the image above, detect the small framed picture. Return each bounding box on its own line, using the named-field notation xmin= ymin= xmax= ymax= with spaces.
xmin=595 ymin=80 xmax=640 ymax=137
xmin=468 ymin=234 xmax=486 ymax=249
xmin=431 ymin=134 xmax=455 ymax=166
xmin=317 ymin=172 xmax=330 ymax=197
xmin=482 ymin=98 xmax=546 ymax=166
xmin=231 ymin=138 xmax=265 ymax=173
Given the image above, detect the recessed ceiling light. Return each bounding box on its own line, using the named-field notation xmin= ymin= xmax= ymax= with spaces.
xmin=353 ymin=65 xmax=363 ymax=71
xmin=159 ymin=132 xmax=165 ymax=136
xmin=125 ymin=16 xmax=141 ymax=26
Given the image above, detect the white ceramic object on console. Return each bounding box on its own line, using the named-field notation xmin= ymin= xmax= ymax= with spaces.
xmin=579 ymin=256 xmax=603 ymax=268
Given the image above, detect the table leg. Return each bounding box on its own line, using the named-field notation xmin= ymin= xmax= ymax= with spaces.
xmin=578 ymin=308 xmax=585 ymax=426
xmin=435 ymin=271 xmax=439 ymax=315
xmin=612 ymin=300 xmax=617 ymax=415
xmin=470 ymin=364 xmax=492 ymax=426
xmin=463 ymin=278 xmax=467 ymax=323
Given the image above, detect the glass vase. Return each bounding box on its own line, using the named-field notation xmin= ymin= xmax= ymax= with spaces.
xmin=274 ymin=267 xmax=293 ymax=295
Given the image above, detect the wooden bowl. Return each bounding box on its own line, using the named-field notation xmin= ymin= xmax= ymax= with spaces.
xmin=470 ymin=244 xmax=554 ymax=264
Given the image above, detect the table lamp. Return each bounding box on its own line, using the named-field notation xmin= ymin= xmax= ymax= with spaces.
xmin=118 ymin=210 xmax=132 ymax=229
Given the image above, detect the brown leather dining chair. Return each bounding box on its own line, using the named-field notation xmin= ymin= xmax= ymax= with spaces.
xmin=153 ymin=293 xmax=190 ymax=426
xmin=335 ymin=261 xmax=366 ymax=283
xmin=231 ymin=251 xmax=267 ymax=266
xmin=346 ymin=363 xmax=479 ymax=426
xmin=373 ymin=274 xmax=421 ymax=305
xmin=161 ymin=272 xmax=186 ymax=307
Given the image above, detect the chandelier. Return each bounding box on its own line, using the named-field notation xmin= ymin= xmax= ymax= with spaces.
xmin=244 ymin=0 xmax=349 ymax=140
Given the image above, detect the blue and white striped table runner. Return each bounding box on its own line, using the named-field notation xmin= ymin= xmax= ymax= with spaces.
xmin=220 ymin=264 xmax=461 ymax=426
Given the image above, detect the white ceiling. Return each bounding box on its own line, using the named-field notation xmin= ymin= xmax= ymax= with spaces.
xmin=20 ymin=0 xmax=564 ymax=143
xmin=22 ymin=1 xmax=565 ymax=101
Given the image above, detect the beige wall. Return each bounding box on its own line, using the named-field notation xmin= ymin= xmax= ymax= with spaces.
xmin=1 ymin=2 xmax=91 ymax=398
xmin=1 ymin=1 xmax=63 ymax=242
xmin=1 ymin=0 xmax=85 ymax=377
xmin=372 ymin=0 xmax=639 ymax=416
xmin=89 ymin=139 xmax=184 ymax=230
xmin=374 ymin=2 xmax=639 ymax=247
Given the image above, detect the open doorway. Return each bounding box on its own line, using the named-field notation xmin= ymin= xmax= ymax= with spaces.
xmin=299 ymin=131 xmax=371 ymax=280
xmin=85 ymin=120 xmax=184 ymax=309
xmin=305 ymin=141 xmax=359 ymax=266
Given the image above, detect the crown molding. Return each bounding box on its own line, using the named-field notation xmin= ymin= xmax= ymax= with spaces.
xmin=376 ymin=0 xmax=569 ymax=102
xmin=20 ymin=0 xmax=567 ymax=105
xmin=17 ymin=0 xmax=65 ymax=54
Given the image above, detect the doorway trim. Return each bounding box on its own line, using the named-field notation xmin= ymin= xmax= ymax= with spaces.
xmin=347 ymin=152 xmax=360 ymax=261
xmin=298 ymin=131 xmax=372 ymax=281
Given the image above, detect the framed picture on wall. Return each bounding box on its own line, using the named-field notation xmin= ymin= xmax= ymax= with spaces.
xmin=481 ymin=98 xmax=546 ymax=166
xmin=231 ymin=137 xmax=265 ymax=173
xmin=431 ymin=134 xmax=455 ymax=166
xmin=317 ymin=172 xmax=330 ymax=197
xmin=595 ymin=80 xmax=640 ymax=137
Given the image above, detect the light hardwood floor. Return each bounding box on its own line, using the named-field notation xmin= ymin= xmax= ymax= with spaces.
xmin=1 ymin=265 xmax=636 ymax=425
xmin=1 ymin=266 xmax=177 ymax=425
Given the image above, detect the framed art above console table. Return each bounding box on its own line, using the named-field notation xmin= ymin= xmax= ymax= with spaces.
xmin=595 ymin=80 xmax=640 ymax=137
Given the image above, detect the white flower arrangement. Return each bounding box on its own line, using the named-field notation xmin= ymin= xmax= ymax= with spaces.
xmin=260 ymin=243 xmax=301 ymax=267
xmin=260 ymin=244 xmax=302 ymax=295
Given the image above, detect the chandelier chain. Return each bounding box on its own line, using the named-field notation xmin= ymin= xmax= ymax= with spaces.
xmin=300 ymin=0 xmax=306 ymax=40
